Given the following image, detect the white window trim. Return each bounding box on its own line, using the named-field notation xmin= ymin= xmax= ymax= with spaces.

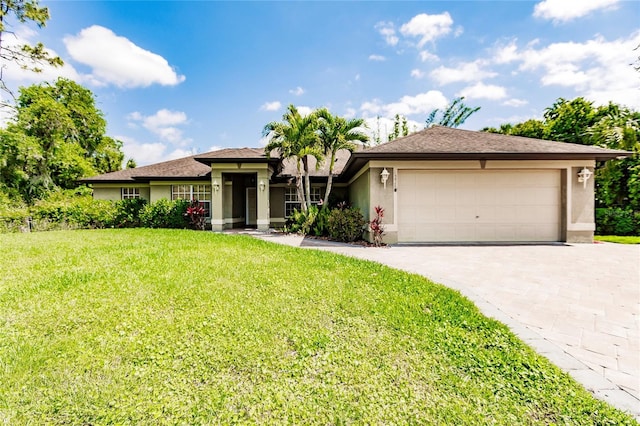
xmin=121 ymin=187 xmax=140 ymax=199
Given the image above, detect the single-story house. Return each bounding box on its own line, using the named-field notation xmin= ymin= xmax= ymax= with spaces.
xmin=82 ymin=126 xmax=630 ymax=243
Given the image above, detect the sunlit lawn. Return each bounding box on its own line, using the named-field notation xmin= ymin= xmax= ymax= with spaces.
xmin=0 ymin=229 xmax=636 ymax=424
xmin=595 ymin=235 xmax=640 ymax=244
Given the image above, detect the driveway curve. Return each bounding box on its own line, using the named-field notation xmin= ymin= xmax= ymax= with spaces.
xmin=250 ymin=232 xmax=640 ymax=419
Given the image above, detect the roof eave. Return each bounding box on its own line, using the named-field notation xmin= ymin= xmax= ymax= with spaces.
xmin=341 ymin=151 xmax=632 ymax=179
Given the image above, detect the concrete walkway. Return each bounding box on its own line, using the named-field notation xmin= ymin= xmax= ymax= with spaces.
xmin=235 ymin=230 xmax=640 ymax=419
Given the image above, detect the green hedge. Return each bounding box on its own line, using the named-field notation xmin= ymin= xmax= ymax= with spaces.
xmin=595 ymin=208 xmax=640 ymax=236
xmin=0 ymin=194 xmax=190 ymax=233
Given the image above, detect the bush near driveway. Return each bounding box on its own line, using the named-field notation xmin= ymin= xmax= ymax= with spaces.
xmin=0 ymin=229 xmax=634 ymax=424
xmin=595 ymin=208 xmax=640 ymax=236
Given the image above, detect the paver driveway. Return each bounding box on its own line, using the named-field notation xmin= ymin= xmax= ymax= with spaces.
xmin=252 ymin=232 xmax=640 ymax=418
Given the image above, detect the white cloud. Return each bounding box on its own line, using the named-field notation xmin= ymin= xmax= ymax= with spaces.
xmin=410 ymin=69 xmax=425 ymax=78
xmin=127 ymin=109 xmax=191 ymax=146
xmin=289 ymin=86 xmax=305 ymax=96
xmin=207 ymin=145 xmax=223 ymax=152
xmin=64 ymin=25 xmax=185 ymax=88
xmin=375 ymin=21 xmax=399 ymax=46
xmin=400 ymin=13 xmax=454 ymax=48
xmin=118 ymin=135 xmax=197 ymax=166
xmin=355 ymin=73 xmax=360 ymax=81
xmin=297 ymin=106 xmax=313 ymax=117
xmin=493 ymin=40 xmax=519 ymax=64
xmin=360 ymin=90 xmax=449 ymax=118
xmin=533 ymin=0 xmax=619 ymax=23
xmin=430 ymin=60 xmax=497 ymax=85
xmin=419 ymin=50 xmax=439 ymax=62
xmin=506 ymin=31 xmax=640 ymax=108
xmin=503 ymin=98 xmax=529 ymax=107
xmin=457 ymin=82 xmax=507 ymax=100
xmin=260 ymin=101 xmax=282 ymax=111
xmin=344 ymin=107 xmax=357 ymax=119
xmin=0 ymin=27 xmax=81 ymax=88
xmin=369 ymin=54 xmax=386 ymax=61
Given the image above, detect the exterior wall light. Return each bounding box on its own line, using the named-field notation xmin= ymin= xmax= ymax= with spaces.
xmin=213 ymin=181 xmax=220 ymax=192
xmin=380 ymin=168 xmax=390 ymax=189
xmin=577 ymin=167 xmax=593 ymax=189
xmin=259 ymin=180 xmax=266 ymax=191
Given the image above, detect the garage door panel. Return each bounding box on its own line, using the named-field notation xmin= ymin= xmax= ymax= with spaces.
xmin=398 ymin=170 xmax=560 ymax=242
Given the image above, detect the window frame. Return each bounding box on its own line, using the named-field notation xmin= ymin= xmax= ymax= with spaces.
xmin=121 ymin=187 xmax=140 ymax=200
xmin=284 ymin=186 xmax=323 ymax=218
xmin=171 ymin=184 xmax=211 ymax=217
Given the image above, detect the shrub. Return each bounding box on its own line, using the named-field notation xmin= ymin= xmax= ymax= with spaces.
xmin=312 ymin=207 xmax=330 ymax=237
xmin=140 ymin=199 xmax=189 ymax=229
xmin=595 ymin=208 xmax=639 ymax=236
xmin=285 ymin=205 xmax=318 ymax=235
xmin=30 ymin=193 xmax=116 ymax=230
xmin=327 ymin=206 xmax=366 ymax=242
xmin=185 ymin=200 xmax=206 ymax=230
xmin=370 ymin=205 xmax=385 ymax=246
xmin=113 ymin=198 xmax=147 ymax=228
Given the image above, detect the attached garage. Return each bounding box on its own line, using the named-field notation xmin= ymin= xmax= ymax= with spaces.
xmin=397 ymin=169 xmax=561 ymax=243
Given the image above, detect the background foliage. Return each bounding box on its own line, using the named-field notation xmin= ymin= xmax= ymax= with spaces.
xmin=0 ymin=78 xmax=124 ymax=203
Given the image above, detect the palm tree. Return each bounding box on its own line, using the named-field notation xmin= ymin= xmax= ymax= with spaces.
xmin=315 ymin=108 xmax=369 ymax=208
xmin=425 ymin=96 xmax=480 ymax=128
xmin=263 ymin=105 xmax=322 ymax=211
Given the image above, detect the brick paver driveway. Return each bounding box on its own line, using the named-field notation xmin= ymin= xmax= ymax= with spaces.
xmin=255 ymin=233 xmax=640 ymax=418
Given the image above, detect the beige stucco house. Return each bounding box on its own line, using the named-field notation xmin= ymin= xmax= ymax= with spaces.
xmin=82 ymin=126 xmax=629 ymax=243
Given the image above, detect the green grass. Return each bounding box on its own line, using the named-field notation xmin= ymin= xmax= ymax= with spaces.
xmin=0 ymin=229 xmax=636 ymax=424
xmin=595 ymin=235 xmax=640 ymax=244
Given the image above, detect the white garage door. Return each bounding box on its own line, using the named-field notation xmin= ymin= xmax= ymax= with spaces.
xmin=397 ymin=170 xmax=561 ymax=243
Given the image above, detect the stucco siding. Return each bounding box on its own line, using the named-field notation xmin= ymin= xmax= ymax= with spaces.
xmin=93 ymin=187 xmax=121 ymax=201
xmin=349 ymin=169 xmax=370 ymax=222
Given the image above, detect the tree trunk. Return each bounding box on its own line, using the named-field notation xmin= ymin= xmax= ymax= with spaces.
xmin=322 ymin=151 xmax=336 ymax=210
xmin=302 ymin=155 xmax=311 ymax=209
xmin=296 ymin=158 xmax=307 ymax=212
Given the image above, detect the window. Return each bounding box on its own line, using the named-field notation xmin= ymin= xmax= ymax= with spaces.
xmin=121 ymin=187 xmax=140 ymax=199
xmin=284 ymin=187 xmax=323 ymax=217
xmin=172 ymin=184 xmax=211 ymax=217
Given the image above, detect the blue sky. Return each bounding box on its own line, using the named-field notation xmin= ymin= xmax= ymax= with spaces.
xmin=3 ymin=0 xmax=640 ymax=165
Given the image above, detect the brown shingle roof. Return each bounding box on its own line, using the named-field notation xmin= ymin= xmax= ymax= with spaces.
xmin=194 ymin=147 xmax=269 ymax=161
xmin=363 ymin=125 xmax=629 ymax=156
xmin=279 ymin=149 xmax=352 ymax=178
xmin=80 ymin=152 xmax=214 ymax=183
xmin=341 ymin=125 xmax=631 ymax=178
xmin=83 ymin=127 xmax=630 ymax=184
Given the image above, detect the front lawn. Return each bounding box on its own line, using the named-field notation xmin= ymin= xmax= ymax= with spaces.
xmin=0 ymin=229 xmax=635 ymax=424
xmin=595 ymin=235 xmax=640 ymax=244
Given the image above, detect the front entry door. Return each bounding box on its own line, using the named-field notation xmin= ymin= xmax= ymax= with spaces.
xmin=246 ymin=187 xmax=257 ymax=226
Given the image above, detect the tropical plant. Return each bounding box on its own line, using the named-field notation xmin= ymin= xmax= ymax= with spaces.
xmin=263 ymin=105 xmax=322 ymax=211
xmin=425 ymin=96 xmax=480 ymax=128
xmin=370 ymin=205 xmax=385 ymax=246
xmin=185 ymin=200 xmax=206 ymax=230
xmin=315 ymin=108 xmax=368 ymax=208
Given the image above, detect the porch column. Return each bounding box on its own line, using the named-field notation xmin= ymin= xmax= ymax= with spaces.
xmin=256 ymin=169 xmax=270 ymax=231
xmin=211 ymin=171 xmax=223 ymax=231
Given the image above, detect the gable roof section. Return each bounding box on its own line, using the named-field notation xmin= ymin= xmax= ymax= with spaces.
xmin=341 ymin=125 xmax=631 ymax=178
xmin=194 ymin=147 xmax=276 ymax=164
xmin=80 ymin=152 xmax=213 ymax=183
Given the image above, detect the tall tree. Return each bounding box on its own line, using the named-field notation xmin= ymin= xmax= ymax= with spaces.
xmin=0 ymin=0 xmax=63 ymax=103
xmin=542 ymin=97 xmax=599 ymax=144
xmin=425 ymin=96 xmax=480 ymax=128
xmin=0 ymin=78 xmax=124 ymax=202
xmin=263 ymin=104 xmax=322 ymax=211
xmin=315 ymin=108 xmax=369 ymax=207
